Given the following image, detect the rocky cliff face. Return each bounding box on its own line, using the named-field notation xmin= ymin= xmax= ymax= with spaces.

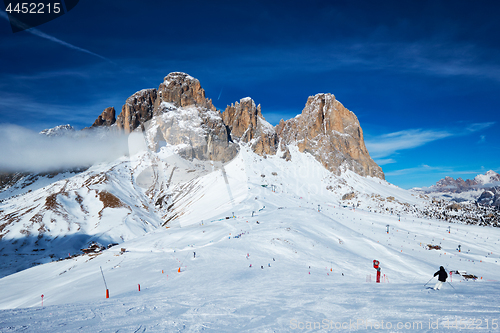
xmin=143 ymin=73 xmax=237 ymax=162
xmin=276 ymin=93 xmax=384 ymax=179
xmin=222 ymin=97 xmax=278 ymax=156
xmin=91 ymin=107 xmax=116 ymax=128
xmin=116 ymin=89 xmax=157 ymax=133
xmin=155 ymin=72 xmax=216 ymax=111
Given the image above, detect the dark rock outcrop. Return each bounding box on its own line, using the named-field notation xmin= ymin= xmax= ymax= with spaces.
xmin=478 ymin=187 xmax=500 ymax=208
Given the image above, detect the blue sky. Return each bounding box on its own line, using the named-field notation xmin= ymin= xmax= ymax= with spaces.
xmin=1 ymin=0 xmax=499 ymax=188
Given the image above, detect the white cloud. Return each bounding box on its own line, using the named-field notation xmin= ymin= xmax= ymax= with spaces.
xmin=0 ymin=125 xmax=129 ymax=173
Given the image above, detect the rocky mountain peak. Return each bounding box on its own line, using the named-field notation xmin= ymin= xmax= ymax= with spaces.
xmin=222 ymin=97 xmax=278 ymax=156
xmin=276 ymin=93 xmax=384 ymax=179
xmin=222 ymin=97 xmax=262 ymax=138
xmin=157 ymin=72 xmax=216 ymax=111
xmin=91 ymin=107 xmax=116 ymax=128
xmin=90 ymin=73 xmax=383 ymax=179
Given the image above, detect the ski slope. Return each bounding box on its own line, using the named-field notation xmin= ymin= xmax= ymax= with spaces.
xmin=1 ymin=146 xmax=499 ymax=332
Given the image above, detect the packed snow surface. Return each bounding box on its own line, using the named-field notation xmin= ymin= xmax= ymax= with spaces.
xmin=1 ymin=146 xmax=499 ymax=332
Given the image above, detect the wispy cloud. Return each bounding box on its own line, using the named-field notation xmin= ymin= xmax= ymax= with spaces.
xmin=466 ymin=122 xmax=496 ymax=132
xmin=366 ymin=129 xmax=452 ymax=159
xmin=374 ymin=158 xmax=397 ymax=166
xmin=385 ymin=164 xmax=451 ymax=177
xmin=366 ymin=122 xmax=496 ymax=160
xmin=0 ymin=11 xmax=112 ymax=63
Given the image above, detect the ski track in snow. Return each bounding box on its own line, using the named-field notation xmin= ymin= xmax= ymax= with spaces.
xmin=0 ymin=146 xmax=500 ymax=332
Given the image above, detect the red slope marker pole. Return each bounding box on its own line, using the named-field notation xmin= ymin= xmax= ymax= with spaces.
xmin=373 ymin=260 xmax=381 ymax=283
xmin=41 ymin=294 xmax=44 ymax=307
xmin=100 ymin=266 xmax=109 ymax=299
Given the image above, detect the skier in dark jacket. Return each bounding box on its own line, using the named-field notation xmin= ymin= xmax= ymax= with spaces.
xmin=433 ymin=266 xmax=448 ymax=290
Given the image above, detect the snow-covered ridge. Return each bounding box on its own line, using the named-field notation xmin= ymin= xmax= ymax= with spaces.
xmin=39 ymin=124 xmax=75 ymax=137
xmin=415 ymin=170 xmax=500 ymax=209
xmin=475 ymin=170 xmax=500 ymax=186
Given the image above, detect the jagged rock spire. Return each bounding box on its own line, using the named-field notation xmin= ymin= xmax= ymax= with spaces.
xmin=222 ymin=97 xmax=279 ymax=156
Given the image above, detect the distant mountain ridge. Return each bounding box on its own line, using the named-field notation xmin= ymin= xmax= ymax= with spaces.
xmin=433 ymin=170 xmax=500 ymax=192
xmin=418 ymin=170 xmax=500 ymax=209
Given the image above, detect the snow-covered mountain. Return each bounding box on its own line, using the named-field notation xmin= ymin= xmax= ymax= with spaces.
xmin=431 ymin=170 xmax=500 ymax=193
xmin=1 ymin=72 xmax=499 ymax=278
xmin=39 ymin=124 xmax=75 ymax=137
xmin=415 ymin=170 xmax=500 ymax=208
xmin=0 ymin=72 xmax=390 ymax=278
xmin=0 ymin=144 xmax=499 ymax=331
xmin=1 ymin=72 xmax=499 ymax=331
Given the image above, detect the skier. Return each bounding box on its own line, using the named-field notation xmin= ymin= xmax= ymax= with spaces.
xmin=433 ymin=266 xmax=448 ymax=290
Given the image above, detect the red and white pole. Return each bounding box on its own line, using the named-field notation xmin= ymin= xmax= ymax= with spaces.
xmin=41 ymin=294 xmax=44 ymax=307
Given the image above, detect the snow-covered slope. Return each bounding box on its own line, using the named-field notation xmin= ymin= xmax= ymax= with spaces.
xmin=0 ymin=145 xmax=500 ymax=331
xmin=0 ymin=151 xmax=167 ymax=277
xmin=1 ymin=141 xmax=500 ymax=332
